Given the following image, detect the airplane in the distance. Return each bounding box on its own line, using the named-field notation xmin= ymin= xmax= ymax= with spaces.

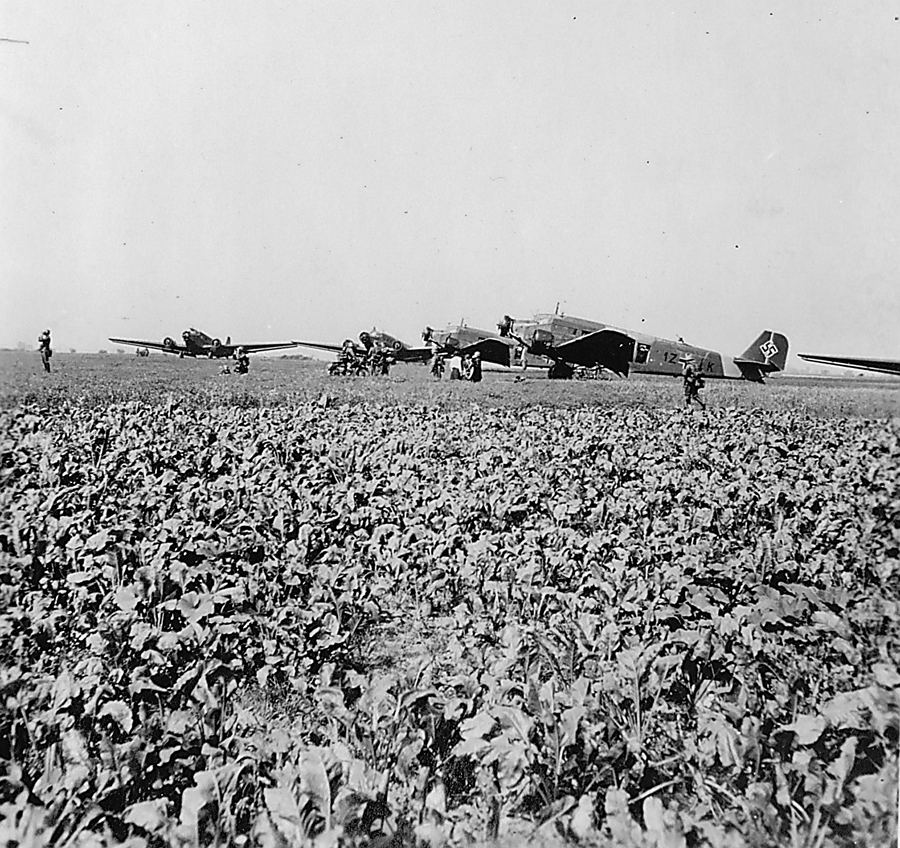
xmin=294 ymin=329 xmax=433 ymax=364
xmin=108 ymin=328 xmax=297 ymax=358
xmin=422 ymin=323 xmax=518 ymax=368
xmin=497 ymin=312 xmax=789 ymax=381
xmin=295 ymin=324 xmax=518 ymax=368
xmin=797 ymin=352 xmax=900 ymax=376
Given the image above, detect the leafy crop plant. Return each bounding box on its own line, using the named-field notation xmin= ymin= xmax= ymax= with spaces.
xmin=0 ymin=364 xmax=898 ymax=846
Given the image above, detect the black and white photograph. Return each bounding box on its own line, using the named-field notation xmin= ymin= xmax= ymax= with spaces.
xmin=1 ymin=3 xmax=898 ymax=846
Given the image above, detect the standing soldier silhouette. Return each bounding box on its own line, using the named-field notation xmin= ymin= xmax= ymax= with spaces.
xmin=38 ymin=329 xmax=52 ymax=373
xmin=429 ymin=337 xmax=445 ymax=379
xmin=469 ymin=350 xmax=483 ymax=383
xmin=430 ymin=351 xmax=446 ymax=379
xmin=681 ymin=356 xmax=705 ymax=409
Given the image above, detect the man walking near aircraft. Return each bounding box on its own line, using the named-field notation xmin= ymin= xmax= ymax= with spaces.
xmin=429 ymin=335 xmax=445 ymax=379
xmin=468 ymin=351 xmax=483 ymax=383
xmin=682 ymin=357 xmax=705 ymax=409
xmin=38 ymin=329 xmax=52 ymax=373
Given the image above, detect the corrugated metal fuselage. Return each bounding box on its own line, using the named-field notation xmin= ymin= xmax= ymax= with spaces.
xmin=514 ymin=314 xmax=745 ymax=378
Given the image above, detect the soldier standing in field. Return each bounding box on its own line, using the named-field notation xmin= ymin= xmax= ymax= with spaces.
xmin=682 ymin=356 xmax=705 ymax=409
xmin=38 ymin=329 xmax=52 ymax=373
xmin=429 ymin=336 xmax=445 ymax=379
xmin=430 ymin=349 xmax=446 ymax=379
xmin=469 ymin=350 xmax=483 ymax=383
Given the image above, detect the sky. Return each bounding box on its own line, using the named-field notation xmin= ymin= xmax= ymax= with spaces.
xmin=2 ymin=2 xmax=898 ymax=361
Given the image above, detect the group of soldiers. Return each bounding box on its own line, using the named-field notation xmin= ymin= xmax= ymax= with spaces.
xmin=430 ymin=348 xmax=483 ymax=383
xmin=329 ymin=338 xmax=394 ymax=377
xmin=420 ymin=327 xmax=482 ymax=382
xmin=221 ymin=346 xmax=250 ymax=375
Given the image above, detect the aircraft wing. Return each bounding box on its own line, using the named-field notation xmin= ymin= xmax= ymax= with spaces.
xmin=239 ymin=342 xmax=298 ymax=354
xmin=295 ymin=339 xmax=434 ymax=363
xmin=455 ymin=338 xmax=515 ymax=368
xmin=108 ymin=337 xmax=190 ymax=355
xmin=293 ymin=341 xmax=346 ymax=355
xmin=797 ymin=353 xmax=900 ymax=376
xmin=553 ymin=329 xmax=634 ymax=375
xmin=392 ymin=346 xmax=433 ymax=363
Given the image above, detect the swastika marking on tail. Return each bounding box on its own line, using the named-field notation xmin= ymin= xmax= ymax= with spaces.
xmin=760 ymin=340 xmax=779 ymax=358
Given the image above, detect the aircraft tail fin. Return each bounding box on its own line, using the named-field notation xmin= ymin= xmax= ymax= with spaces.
xmin=226 ymin=336 xmax=231 ymax=346
xmin=734 ymin=330 xmax=789 ymax=382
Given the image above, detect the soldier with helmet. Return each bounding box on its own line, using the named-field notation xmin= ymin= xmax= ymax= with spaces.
xmin=430 ymin=349 xmax=446 ymax=379
xmin=469 ymin=350 xmax=483 ymax=383
xmin=326 ymin=338 xmax=361 ymax=376
xmin=681 ymin=355 xmax=705 ymax=409
xmin=38 ymin=329 xmax=52 ymax=373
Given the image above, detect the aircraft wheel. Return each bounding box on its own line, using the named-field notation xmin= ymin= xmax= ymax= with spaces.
xmin=548 ymin=362 xmax=574 ymax=380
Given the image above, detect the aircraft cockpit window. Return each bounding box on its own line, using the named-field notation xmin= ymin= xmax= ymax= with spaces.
xmin=635 ymin=343 xmax=650 ymax=364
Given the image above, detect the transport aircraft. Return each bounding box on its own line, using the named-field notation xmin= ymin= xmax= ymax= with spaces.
xmin=295 ymin=329 xmax=432 ymax=363
xmin=108 ymin=328 xmax=297 ymax=359
xmin=497 ymin=313 xmax=789 ymax=381
xmin=296 ymin=324 xmax=517 ymax=367
xmin=422 ymin=323 xmax=518 ymax=368
xmin=797 ymin=352 xmax=900 ymax=376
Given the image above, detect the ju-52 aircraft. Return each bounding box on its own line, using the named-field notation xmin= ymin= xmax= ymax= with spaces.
xmin=422 ymin=323 xmax=517 ymax=367
xmin=108 ymin=328 xmax=297 ymax=358
xmin=294 ymin=329 xmax=433 ymax=364
xmin=295 ymin=324 xmax=517 ymax=367
xmin=497 ymin=313 xmax=789 ymax=381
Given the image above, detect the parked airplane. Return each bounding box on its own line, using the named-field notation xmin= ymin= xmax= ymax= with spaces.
xmin=108 ymin=328 xmax=297 ymax=358
xmin=422 ymin=323 xmax=518 ymax=368
xmin=296 ymin=324 xmax=517 ymax=368
xmin=294 ymin=329 xmax=432 ymax=363
xmin=797 ymin=352 xmax=900 ymax=376
xmin=497 ymin=313 xmax=788 ymax=381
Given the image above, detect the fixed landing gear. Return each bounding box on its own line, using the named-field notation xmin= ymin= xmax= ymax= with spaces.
xmin=548 ymin=362 xmax=574 ymax=380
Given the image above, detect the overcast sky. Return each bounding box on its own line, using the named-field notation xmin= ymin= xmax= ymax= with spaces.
xmin=2 ymin=2 xmax=898 ymax=360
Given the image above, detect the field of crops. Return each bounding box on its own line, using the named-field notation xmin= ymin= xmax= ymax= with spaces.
xmin=1 ymin=351 xmax=898 ymax=847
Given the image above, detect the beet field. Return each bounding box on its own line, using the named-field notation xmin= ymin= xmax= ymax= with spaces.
xmin=1 ymin=351 xmax=898 ymax=847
